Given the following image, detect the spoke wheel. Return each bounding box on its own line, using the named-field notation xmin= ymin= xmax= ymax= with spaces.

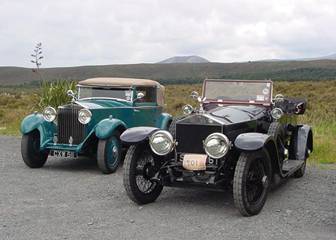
xmin=123 ymin=143 xmax=163 ymax=205
xmin=233 ymin=150 xmax=271 ymax=216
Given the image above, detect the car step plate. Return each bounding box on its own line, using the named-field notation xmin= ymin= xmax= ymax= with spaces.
xmin=282 ymin=160 xmax=304 ymax=172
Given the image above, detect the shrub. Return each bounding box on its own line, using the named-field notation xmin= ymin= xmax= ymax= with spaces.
xmin=39 ymin=80 xmax=76 ymax=109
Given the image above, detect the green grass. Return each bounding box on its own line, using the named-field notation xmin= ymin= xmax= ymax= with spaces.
xmin=0 ymin=81 xmax=335 ymax=165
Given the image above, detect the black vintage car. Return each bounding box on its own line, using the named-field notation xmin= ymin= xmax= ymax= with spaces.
xmin=120 ymin=79 xmax=313 ymax=216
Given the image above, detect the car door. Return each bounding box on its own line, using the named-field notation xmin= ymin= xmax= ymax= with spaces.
xmin=133 ymin=86 xmax=160 ymax=127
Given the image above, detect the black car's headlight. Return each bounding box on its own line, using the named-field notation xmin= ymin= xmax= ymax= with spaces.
xmin=42 ymin=106 xmax=57 ymax=122
xmin=149 ymin=130 xmax=174 ymax=156
xmin=203 ymin=133 xmax=230 ymax=159
xmin=78 ymin=109 xmax=92 ymax=124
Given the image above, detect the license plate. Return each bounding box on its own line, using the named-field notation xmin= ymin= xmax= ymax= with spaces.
xmin=182 ymin=154 xmax=207 ymax=171
xmin=50 ymin=150 xmax=77 ymax=158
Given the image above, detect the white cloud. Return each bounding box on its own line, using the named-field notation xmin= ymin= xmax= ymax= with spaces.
xmin=0 ymin=0 xmax=335 ymax=67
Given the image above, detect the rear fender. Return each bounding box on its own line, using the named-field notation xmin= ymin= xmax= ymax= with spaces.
xmin=120 ymin=127 xmax=158 ymax=145
xmin=95 ymin=118 xmax=127 ymax=140
xmin=20 ymin=113 xmax=56 ymax=148
xmin=294 ymin=125 xmax=313 ymax=160
xmin=156 ymin=113 xmax=172 ymax=130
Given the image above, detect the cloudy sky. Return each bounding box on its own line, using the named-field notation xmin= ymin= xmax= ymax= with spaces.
xmin=0 ymin=0 xmax=335 ymax=67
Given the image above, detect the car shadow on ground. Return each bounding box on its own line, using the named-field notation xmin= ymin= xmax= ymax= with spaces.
xmin=148 ymin=176 xmax=300 ymax=217
xmin=42 ymin=156 xmax=101 ymax=173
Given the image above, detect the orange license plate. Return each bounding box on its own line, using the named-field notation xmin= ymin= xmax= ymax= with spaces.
xmin=182 ymin=154 xmax=207 ymax=171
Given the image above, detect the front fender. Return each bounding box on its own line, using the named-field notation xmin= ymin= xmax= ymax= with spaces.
xmin=235 ymin=132 xmax=285 ymax=177
xmin=234 ymin=132 xmax=274 ymax=151
xmin=120 ymin=127 xmax=158 ymax=145
xmin=156 ymin=113 xmax=172 ymax=130
xmin=20 ymin=113 xmax=56 ymax=148
xmin=95 ymin=118 xmax=127 ymax=139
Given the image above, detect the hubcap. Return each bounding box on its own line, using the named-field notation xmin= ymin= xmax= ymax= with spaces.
xmin=262 ymin=175 xmax=268 ymax=188
xmin=107 ymin=139 xmax=119 ymax=167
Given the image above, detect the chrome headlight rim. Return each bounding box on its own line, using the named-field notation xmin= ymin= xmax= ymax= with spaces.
xmin=182 ymin=104 xmax=194 ymax=115
xmin=149 ymin=130 xmax=174 ymax=156
xmin=42 ymin=106 xmax=57 ymax=122
xmin=203 ymin=132 xmax=230 ymax=159
xmin=78 ymin=108 xmax=92 ymax=124
xmin=271 ymin=107 xmax=283 ymax=120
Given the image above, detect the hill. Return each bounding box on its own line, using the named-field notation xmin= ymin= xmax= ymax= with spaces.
xmin=158 ymin=55 xmax=209 ymax=63
xmin=1 ymin=60 xmax=336 ymax=86
xmin=262 ymin=53 xmax=336 ymax=62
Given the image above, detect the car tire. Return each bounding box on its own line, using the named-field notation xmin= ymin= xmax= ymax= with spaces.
xmin=267 ymin=122 xmax=286 ymax=163
xmin=21 ymin=130 xmax=49 ymax=168
xmin=233 ymin=149 xmax=271 ymax=216
xmin=293 ymin=144 xmax=309 ymax=178
xmin=97 ymin=132 xmax=122 ymax=174
xmin=293 ymin=160 xmax=306 ymax=178
xmin=123 ymin=143 xmax=163 ymax=205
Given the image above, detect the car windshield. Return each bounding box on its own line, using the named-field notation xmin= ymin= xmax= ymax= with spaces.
xmin=203 ymin=80 xmax=272 ymax=104
xmin=78 ymin=86 xmax=133 ymax=101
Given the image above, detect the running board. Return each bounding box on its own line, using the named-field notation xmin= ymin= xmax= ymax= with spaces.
xmin=282 ymin=160 xmax=304 ymax=176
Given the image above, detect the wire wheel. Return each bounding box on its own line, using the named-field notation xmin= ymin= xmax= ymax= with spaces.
xmin=233 ymin=150 xmax=271 ymax=216
xmin=135 ymin=150 xmax=158 ymax=194
xmin=246 ymin=159 xmax=267 ymax=204
xmin=123 ymin=144 xmax=163 ymax=204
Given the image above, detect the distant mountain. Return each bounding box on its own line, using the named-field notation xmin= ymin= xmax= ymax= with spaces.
xmin=301 ymin=53 xmax=336 ymax=61
xmin=158 ymin=55 xmax=209 ymax=64
xmin=261 ymin=53 xmax=336 ymax=62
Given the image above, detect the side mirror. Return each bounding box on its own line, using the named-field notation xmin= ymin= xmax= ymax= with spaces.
xmin=134 ymin=92 xmax=145 ymax=102
xmin=190 ymin=91 xmax=199 ymax=100
xmin=67 ymin=90 xmax=77 ymax=101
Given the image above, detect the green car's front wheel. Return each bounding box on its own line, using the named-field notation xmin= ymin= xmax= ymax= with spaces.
xmin=97 ymin=133 xmax=122 ymax=174
xmin=21 ymin=130 xmax=49 ymax=168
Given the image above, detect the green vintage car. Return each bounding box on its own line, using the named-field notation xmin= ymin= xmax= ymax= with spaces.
xmin=20 ymin=77 xmax=172 ymax=173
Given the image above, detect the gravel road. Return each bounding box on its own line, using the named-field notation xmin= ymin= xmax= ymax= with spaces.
xmin=0 ymin=136 xmax=335 ymax=240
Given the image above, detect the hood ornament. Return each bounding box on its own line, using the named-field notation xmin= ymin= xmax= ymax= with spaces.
xmin=67 ymin=90 xmax=77 ymax=102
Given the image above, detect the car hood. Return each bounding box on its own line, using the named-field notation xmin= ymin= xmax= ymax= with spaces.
xmin=179 ymin=105 xmax=266 ymax=125
xmin=74 ymin=99 xmax=132 ymax=109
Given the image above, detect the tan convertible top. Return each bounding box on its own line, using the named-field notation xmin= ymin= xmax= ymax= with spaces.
xmin=79 ymin=77 xmax=161 ymax=88
xmin=78 ymin=77 xmax=165 ymax=106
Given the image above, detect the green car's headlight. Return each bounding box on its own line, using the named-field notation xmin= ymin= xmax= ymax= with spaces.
xmin=149 ymin=130 xmax=174 ymax=156
xmin=42 ymin=106 xmax=57 ymax=122
xmin=78 ymin=109 xmax=92 ymax=124
xmin=203 ymin=133 xmax=230 ymax=159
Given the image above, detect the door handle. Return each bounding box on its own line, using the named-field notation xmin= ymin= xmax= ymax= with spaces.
xmin=134 ymin=109 xmax=140 ymax=112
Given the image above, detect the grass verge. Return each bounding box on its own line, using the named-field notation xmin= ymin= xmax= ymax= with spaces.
xmin=0 ymin=81 xmax=335 ymax=164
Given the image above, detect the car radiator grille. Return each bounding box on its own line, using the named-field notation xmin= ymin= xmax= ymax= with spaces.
xmin=176 ymin=123 xmax=222 ymax=154
xmin=57 ymin=105 xmax=85 ymax=144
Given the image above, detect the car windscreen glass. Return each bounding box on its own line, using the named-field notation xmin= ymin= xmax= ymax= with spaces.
xmin=78 ymin=87 xmax=132 ymax=101
xmin=204 ymin=80 xmax=272 ymax=104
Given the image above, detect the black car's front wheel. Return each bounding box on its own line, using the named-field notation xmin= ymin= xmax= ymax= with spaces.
xmin=21 ymin=130 xmax=49 ymax=168
xmin=97 ymin=133 xmax=122 ymax=174
xmin=123 ymin=144 xmax=163 ymax=205
xmin=233 ymin=149 xmax=271 ymax=216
